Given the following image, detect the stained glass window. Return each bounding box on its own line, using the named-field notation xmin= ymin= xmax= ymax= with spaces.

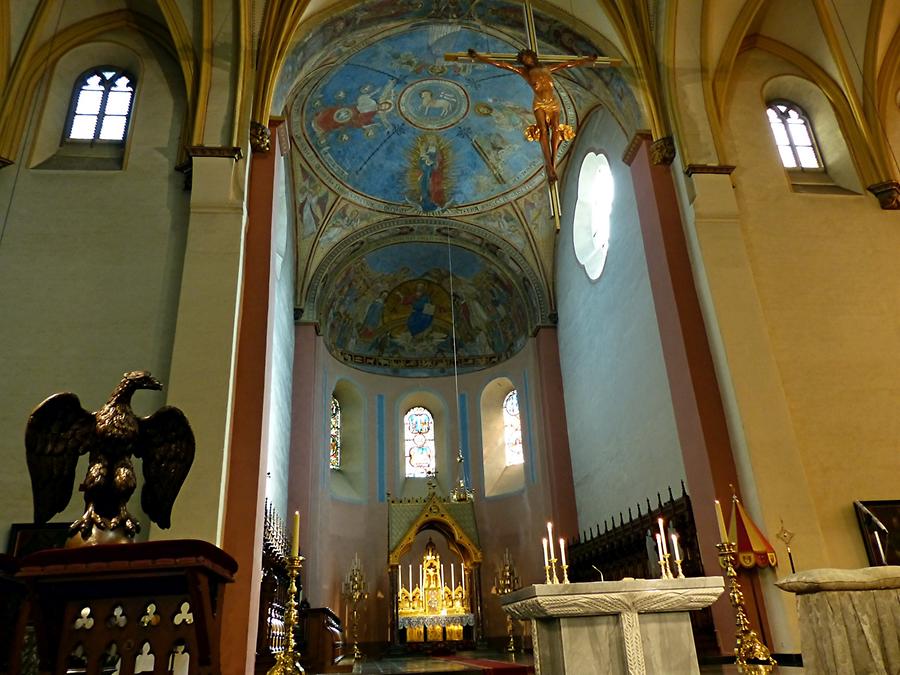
xmin=66 ymin=68 xmax=135 ymax=142
xmin=766 ymin=102 xmax=822 ymax=170
xmin=404 ymin=406 xmax=435 ymax=477
xmin=503 ymin=390 xmax=524 ymax=466
xmin=329 ymin=396 xmax=341 ymax=469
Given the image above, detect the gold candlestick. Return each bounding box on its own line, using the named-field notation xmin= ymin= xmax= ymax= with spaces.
xmin=342 ymin=555 xmax=368 ymax=670
xmin=549 ymin=557 xmax=560 ymax=584
xmin=267 ymin=554 xmax=305 ymax=674
xmin=716 ymin=542 xmax=776 ymax=674
xmin=673 ymin=556 xmax=685 ymax=579
xmin=560 ymin=563 xmax=570 ymax=584
xmin=659 ymin=553 xmax=673 ymax=580
xmin=544 ymin=564 xmax=552 ymax=584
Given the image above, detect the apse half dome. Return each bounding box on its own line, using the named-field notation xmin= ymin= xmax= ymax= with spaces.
xmin=321 ymin=243 xmax=531 ymax=377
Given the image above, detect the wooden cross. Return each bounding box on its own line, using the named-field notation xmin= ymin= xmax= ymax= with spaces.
xmin=446 ymin=0 xmax=621 ymax=230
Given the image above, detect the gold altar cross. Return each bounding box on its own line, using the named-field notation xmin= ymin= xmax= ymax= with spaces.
xmin=446 ymin=0 xmax=621 ymax=230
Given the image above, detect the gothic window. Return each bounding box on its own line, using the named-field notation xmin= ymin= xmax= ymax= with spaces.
xmin=329 ymin=396 xmax=341 ymax=469
xmin=66 ymin=68 xmax=135 ymax=143
xmin=404 ymin=406 xmax=436 ymax=478
xmin=766 ymin=101 xmax=822 ymax=170
xmin=502 ymin=390 xmax=523 ymax=466
xmin=573 ymin=152 xmax=614 ymax=280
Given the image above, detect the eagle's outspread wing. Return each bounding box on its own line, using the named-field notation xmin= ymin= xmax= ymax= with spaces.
xmin=25 ymin=393 xmax=95 ymax=523
xmin=138 ymin=406 xmax=195 ymax=529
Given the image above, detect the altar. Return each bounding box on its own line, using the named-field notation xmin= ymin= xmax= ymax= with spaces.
xmin=501 ymin=577 xmax=724 ymax=675
xmin=388 ymin=484 xmax=484 ymax=648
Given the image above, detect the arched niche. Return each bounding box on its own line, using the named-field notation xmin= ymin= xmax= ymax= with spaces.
xmin=480 ymin=377 xmax=525 ymax=498
xmin=396 ymin=390 xmax=450 ymax=499
xmin=329 ymin=378 xmax=367 ymax=502
xmin=30 ymin=41 xmax=148 ymax=170
xmin=760 ymin=76 xmax=863 ymax=195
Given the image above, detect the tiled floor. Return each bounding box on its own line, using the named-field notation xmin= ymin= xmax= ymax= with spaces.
xmin=309 ymin=653 xmax=806 ymax=674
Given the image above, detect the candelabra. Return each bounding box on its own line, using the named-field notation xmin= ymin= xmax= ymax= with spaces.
xmin=716 ymin=542 xmax=776 ymax=674
xmin=341 ymin=555 xmax=368 ymax=671
xmin=493 ymin=550 xmax=520 ymax=652
xmin=267 ymin=554 xmax=304 ymax=674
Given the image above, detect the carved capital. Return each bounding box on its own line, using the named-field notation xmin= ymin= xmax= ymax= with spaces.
xmin=250 ymin=121 xmax=272 ymax=153
xmin=866 ymin=180 xmax=900 ymax=210
xmin=649 ymin=136 xmax=676 ymax=165
xmin=0 ymin=156 xmax=12 ymax=169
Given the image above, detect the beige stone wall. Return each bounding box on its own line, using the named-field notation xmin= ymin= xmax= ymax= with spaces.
xmin=724 ymin=49 xmax=899 ymax=570
xmin=0 ymin=32 xmax=189 ymax=549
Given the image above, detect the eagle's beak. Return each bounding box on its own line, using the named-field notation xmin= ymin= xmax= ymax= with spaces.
xmin=149 ymin=377 xmax=163 ymax=391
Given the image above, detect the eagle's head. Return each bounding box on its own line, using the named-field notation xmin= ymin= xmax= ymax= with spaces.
xmin=120 ymin=371 xmax=163 ymax=394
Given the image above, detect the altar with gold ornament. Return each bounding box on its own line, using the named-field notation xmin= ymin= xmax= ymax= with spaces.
xmin=388 ymin=480 xmax=483 ymax=648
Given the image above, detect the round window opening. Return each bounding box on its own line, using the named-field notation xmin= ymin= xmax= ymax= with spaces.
xmin=573 ymin=152 xmax=614 ymax=280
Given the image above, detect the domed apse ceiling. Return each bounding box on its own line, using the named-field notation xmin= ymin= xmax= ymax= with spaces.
xmin=322 ymin=242 xmax=531 ymax=377
xmin=292 ymin=24 xmax=576 ymax=215
xmin=282 ymin=0 xmax=644 ymax=377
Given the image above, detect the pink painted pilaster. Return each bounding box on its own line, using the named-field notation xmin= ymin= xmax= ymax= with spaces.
xmin=218 ymin=123 xmax=283 ymax=674
xmin=534 ymin=327 xmax=578 ymax=539
xmin=627 ymin=138 xmax=769 ymax=653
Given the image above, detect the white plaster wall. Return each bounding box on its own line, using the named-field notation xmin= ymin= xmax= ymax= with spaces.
xmin=263 ymin=149 xmax=296 ymax=517
xmin=0 ymin=33 xmax=188 ymax=549
xmin=555 ymin=108 xmax=686 ymax=535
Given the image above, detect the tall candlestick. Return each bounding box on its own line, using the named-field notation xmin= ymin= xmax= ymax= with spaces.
xmin=291 ymin=511 xmax=300 ymax=558
xmin=671 ymin=532 xmax=681 ymax=561
xmin=542 ymin=537 xmax=549 ymax=567
xmin=655 ymin=533 xmax=664 ymax=562
xmin=657 ymin=518 xmax=669 ymax=557
xmin=559 ymin=537 xmax=567 ymax=566
xmin=547 ymin=522 xmax=556 ymax=560
xmin=715 ymin=499 xmax=729 ymax=543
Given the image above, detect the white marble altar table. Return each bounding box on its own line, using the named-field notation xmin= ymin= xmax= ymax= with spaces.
xmin=776 ymin=566 xmax=900 ymax=675
xmin=501 ymin=577 xmax=724 ymax=675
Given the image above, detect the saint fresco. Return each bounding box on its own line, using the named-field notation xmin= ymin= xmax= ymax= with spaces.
xmin=325 ymin=243 xmax=529 ymax=376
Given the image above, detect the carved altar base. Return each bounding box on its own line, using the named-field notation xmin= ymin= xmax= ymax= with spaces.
xmin=501 ymin=578 xmax=724 ymax=675
xmin=776 ymin=566 xmax=900 ymax=675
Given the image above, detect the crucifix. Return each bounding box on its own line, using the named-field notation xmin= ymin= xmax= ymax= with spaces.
xmin=446 ymin=0 xmax=621 ymax=230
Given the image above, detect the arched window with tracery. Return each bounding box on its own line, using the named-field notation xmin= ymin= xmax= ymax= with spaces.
xmin=329 ymin=396 xmax=341 ymax=469
xmin=503 ymin=390 xmax=524 ymax=466
xmin=66 ymin=67 xmax=135 ymax=142
xmin=404 ymin=406 xmax=436 ymax=477
xmin=766 ymin=101 xmax=822 ymax=170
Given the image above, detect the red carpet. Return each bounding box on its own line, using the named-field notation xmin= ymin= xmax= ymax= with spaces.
xmin=437 ymin=656 xmax=534 ymax=674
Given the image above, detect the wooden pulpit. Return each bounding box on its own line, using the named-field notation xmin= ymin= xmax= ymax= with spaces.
xmin=298 ymin=606 xmax=350 ymax=673
xmin=9 ymin=539 xmax=237 ymax=675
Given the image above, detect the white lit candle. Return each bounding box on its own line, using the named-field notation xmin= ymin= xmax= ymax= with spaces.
xmin=657 ymin=518 xmax=669 ymax=557
xmin=542 ymin=537 xmax=549 ymax=567
xmin=409 ymin=564 xmax=413 ymax=591
xmin=441 ymin=564 xmax=445 ymax=590
xmin=715 ymin=500 xmax=728 ymax=543
xmin=398 ymin=566 xmax=402 ymax=593
xmin=655 ymin=533 xmax=664 ymax=562
xmin=559 ymin=537 xmax=567 ymax=567
xmin=451 ymin=564 xmax=455 ymax=590
xmin=461 ymin=563 xmax=465 ymax=592
xmin=419 ymin=564 xmax=423 ymax=590
xmin=547 ymin=522 xmax=556 ymax=560
xmin=291 ymin=511 xmax=300 ymax=558
xmin=671 ymin=532 xmax=681 ymax=561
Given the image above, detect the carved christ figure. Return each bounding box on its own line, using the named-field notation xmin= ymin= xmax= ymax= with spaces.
xmin=467 ymin=48 xmax=598 ymax=182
